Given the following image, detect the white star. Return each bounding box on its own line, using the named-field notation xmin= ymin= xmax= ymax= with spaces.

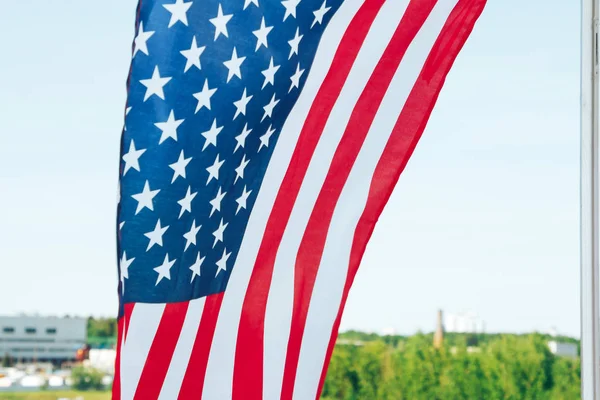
xmin=234 ymin=154 xmax=250 ymax=183
xmin=261 ymin=94 xmax=279 ymax=122
xmin=132 ymin=180 xmax=160 ymax=215
xmin=155 ymin=110 xmax=184 ymax=144
xmin=154 ymin=254 xmax=176 ymax=285
xmin=223 ymin=47 xmax=246 ymax=83
xmin=178 ymin=186 xmax=197 ymax=218
xmin=201 ymin=119 xmax=224 ymax=150
xmin=189 ymin=252 xmax=206 ymax=282
xmin=140 ymin=66 xmax=171 ymax=101
xmin=209 ymin=187 xmax=227 ymax=217
xmin=289 ymin=63 xmax=305 ymax=92
xmin=234 ymin=123 xmax=252 ymax=152
xmin=183 ymin=219 xmax=202 ymax=251
xmin=119 ymin=221 xmax=126 ymax=230
xmin=122 ymin=139 xmax=146 ymax=175
xmin=145 ymin=219 xmax=169 ymax=251
xmin=244 ymin=0 xmax=259 ymax=9
xmin=193 ymin=79 xmax=217 ymax=112
xmin=281 ymin=0 xmax=301 ymax=21
xmin=259 ymin=124 xmax=276 ymax=151
xmin=233 ymin=89 xmax=253 ymax=119
xmin=210 ymin=4 xmax=233 ymax=40
xmin=163 ymin=0 xmax=193 ymax=27
xmin=311 ymin=0 xmax=331 ymax=28
xmin=261 ymin=57 xmax=280 ymax=89
xmin=169 ymin=150 xmax=192 ymax=183
xmin=212 ymin=219 xmax=228 ymax=248
xmin=253 ymin=17 xmax=273 ymax=51
xmin=215 ymin=248 xmax=231 ymax=277
xmin=288 ymin=28 xmax=303 ymax=59
xmin=181 ymin=36 xmax=205 ymax=72
xmin=133 ymin=22 xmax=154 ymax=57
xmin=206 ymin=154 xmax=225 ymax=185
xmin=120 ymin=252 xmax=135 ymax=293
xmin=236 ymin=186 xmax=252 ymax=214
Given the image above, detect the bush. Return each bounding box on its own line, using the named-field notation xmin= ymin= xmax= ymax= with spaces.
xmin=71 ymin=366 xmax=106 ymax=391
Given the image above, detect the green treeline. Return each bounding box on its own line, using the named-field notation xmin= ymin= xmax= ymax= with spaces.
xmin=86 ymin=317 xmax=117 ymax=348
xmin=86 ymin=318 xmax=580 ymax=399
xmin=321 ymin=333 xmax=580 ymax=400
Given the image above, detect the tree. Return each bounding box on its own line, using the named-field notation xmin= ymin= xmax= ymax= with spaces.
xmin=320 ymin=332 xmax=581 ymax=400
xmin=2 ymin=353 xmax=13 ymax=368
xmin=321 ymin=345 xmax=355 ymax=400
xmin=87 ymin=317 xmax=117 ymax=338
xmin=355 ymin=341 xmax=386 ymax=399
xmin=551 ymin=357 xmax=580 ymax=400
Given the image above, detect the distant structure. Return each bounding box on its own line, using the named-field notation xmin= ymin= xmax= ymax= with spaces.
xmin=433 ymin=309 xmax=444 ymax=349
xmin=547 ymin=341 xmax=578 ymax=358
xmin=0 ymin=315 xmax=87 ymax=364
xmin=547 ymin=329 xmax=579 ymax=358
xmin=86 ymin=349 xmax=117 ymax=373
xmin=444 ymin=311 xmax=485 ymax=333
xmin=381 ymin=327 xmax=397 ymax=336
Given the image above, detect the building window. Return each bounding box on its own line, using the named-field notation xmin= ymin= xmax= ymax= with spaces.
xmin=49 ymin=348 xmax=70 ymax=352
xmin=2 ymin=327 xmax=15 ymax=334
xmin=46 ymin=328 xmax=57 ymax=335
xmin=25 ymin=327 xmax=36 ymax=334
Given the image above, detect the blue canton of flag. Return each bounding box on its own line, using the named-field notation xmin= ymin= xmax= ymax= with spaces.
xmin=117 ymin=0 xmax=342 ymax=308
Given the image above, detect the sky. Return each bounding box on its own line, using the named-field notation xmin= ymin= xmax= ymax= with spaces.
xmin=0 ymin=0 xmax=580 ymax=337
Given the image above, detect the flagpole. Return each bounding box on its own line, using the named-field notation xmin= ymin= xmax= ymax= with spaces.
xmin=582 ymin=0 xmax=600 ymax=398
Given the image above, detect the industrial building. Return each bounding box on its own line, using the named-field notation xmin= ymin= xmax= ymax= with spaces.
xmin=444 ymin=311 xmax=485 ymax=333
xmin=0 ymin=315 xmax=87 ymax=364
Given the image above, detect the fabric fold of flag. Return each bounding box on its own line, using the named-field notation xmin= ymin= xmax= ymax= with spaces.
xmin=115 ymin=0 xmax=486 ymax=398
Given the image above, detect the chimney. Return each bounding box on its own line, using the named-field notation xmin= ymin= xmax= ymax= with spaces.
xmin=433 ymin=309 xmax=444 ymax=349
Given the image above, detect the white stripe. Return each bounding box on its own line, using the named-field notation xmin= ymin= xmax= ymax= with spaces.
xmin=262 ymin=1 xmax=410 ymax=399
xmin=200 ymin=2 xmax=365 ymax=398
xmin=293 ymin=0 xmax=460 ymax=398
xmin=120 ymin=303 xmax=165 ymax=400
xmin=157 ymin=297 xmax=206 ymax=400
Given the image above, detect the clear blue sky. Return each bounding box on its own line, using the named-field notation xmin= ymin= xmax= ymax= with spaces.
xmin=0 ymin=0 xmax=580 ymax=337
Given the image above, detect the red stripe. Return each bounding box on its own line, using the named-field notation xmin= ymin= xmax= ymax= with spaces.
xmin=111 ymin=315 xmax=125 ymax=400
xmin=315 ymin=1 xmax=487 ymax=398
xmin=123 ymin=303 xmax=135 ymax=342
xmin=113 ymin=303 xmax=134 ymax=400
xmin=280 ymin=0 xmax=438 ymax=397
xmin=232 ymin=1 xmax=385 ymax=398
xmin=177 ymin=293 xmax=224 ymax=399
xmin=133 ymin=302 xmax=189 ymax=400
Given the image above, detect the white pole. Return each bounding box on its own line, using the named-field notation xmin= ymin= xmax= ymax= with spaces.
xmin=582 ymin=0 xmax=600 ymax=398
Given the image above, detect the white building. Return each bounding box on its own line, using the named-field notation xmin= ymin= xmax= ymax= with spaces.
xmin=444 ymin=311 xmax=485 ymax=333
xmin=548 ymin=341 xmax=578 ymax=358
xmin=86 ymin=349 xmax=116 ymax=373
xmin=0 ymin=315 xmax=86 ymax=363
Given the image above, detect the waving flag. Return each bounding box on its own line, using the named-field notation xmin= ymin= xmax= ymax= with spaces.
xmin=114 ymin=0 xmax=486 ymax=398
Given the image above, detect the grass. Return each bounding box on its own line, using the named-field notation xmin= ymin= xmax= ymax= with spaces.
xmin=0 ymin=391 xmax=111 ymax=400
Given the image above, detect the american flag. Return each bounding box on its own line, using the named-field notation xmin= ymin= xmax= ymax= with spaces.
xmin=114 ymin=0 xmax=486 ymax=398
